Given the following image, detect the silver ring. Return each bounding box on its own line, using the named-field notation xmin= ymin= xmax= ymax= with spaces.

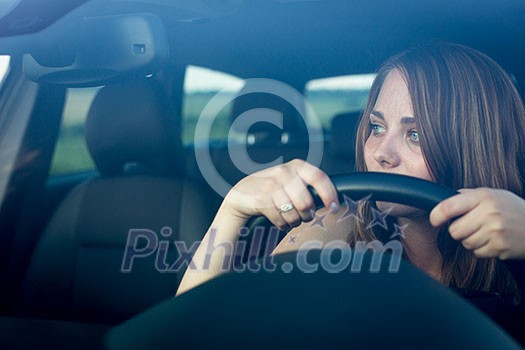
xmin=278 ymin=202 xmax=294 ymax=213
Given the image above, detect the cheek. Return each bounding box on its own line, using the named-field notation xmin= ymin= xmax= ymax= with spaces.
xmin=406 ymin=150 xmax=433 ymax=181
xmin=414 ymin=164 xmax=433 ymax=182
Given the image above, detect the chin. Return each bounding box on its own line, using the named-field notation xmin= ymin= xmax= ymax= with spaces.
xmin=375 ymin=201 xmax=427 ymax=219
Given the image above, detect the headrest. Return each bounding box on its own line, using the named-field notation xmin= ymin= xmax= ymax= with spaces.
xmin=330 ymin=111 xmax=362 ymax=160
xmin=85 ymin=79 xmax=183 ymax=177
xmin=230 ymin=84 xmax=307 ymax=145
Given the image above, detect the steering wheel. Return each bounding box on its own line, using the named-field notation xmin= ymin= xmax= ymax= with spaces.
xmin=106 ymin=173 xmax=520 ymax=349
xmin=310 ymin=172 xmax=457 ymax=211
xmin=242 ymin=171 xmax=458 ymax=251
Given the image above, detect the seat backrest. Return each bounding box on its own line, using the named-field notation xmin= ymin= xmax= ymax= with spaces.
xmin=211 ymin=82 xmax=312 ymax=184
xmin=20 ymin=79 xmax=216 ymax=323
xmin=320 ymin=110 xmax=361 ymax=175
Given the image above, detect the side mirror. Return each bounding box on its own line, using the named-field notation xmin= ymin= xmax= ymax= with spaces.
xmin=22 ymin=13 xmax=169 ymax=87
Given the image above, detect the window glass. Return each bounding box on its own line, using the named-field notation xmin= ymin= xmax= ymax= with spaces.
xmin=49 ymin=87 xmax=100 ymax=176
xmin=0 ymin=55 xmax=10 ymax=87
xmin=0 ymin=1 xmax=21 ymax=20
xmin=305 ymin=74 xmax=375 ymax=130
xmin=182 ymin=65 xmax=244 ymax=145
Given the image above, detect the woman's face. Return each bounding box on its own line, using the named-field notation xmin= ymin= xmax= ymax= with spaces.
xmin=364 ymin=69 xmax=433 ymax=217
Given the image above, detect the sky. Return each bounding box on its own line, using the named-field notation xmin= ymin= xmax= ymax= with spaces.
xmin=306 ymin=73 xmax=376 ymax=91
xmin=184 ymin=65 xmax=375 ymax=92
xmin=184 ymin=65 xmax=245 ymax=92
xmin=0 ymin=56 xmax=10 ymax=84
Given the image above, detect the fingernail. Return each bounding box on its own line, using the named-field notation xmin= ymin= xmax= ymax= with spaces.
xmin=330 ymin=201 xmax=340 ymax=213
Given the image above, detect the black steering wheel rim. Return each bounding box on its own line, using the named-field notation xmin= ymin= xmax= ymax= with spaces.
xmin=312 ymin=172 xmax=459 ymax=212
xmin=247 ymin=172 xmax=459 ymax=234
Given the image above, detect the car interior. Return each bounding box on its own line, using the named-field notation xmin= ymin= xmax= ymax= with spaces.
xmin=0 ymin=0 xmax=523 ymax=348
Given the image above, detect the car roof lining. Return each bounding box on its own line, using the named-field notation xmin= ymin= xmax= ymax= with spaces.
xmin=167 ymin=0 xmax=525 ymax=83
xmin=0 ymin=0 xmax=523 ymax=87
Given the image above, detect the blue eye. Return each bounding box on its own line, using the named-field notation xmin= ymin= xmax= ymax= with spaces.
xmin=368 ymin=123 xmax=386 ymax=136
xmin=408 ymin=130 xmax=419 ymax=143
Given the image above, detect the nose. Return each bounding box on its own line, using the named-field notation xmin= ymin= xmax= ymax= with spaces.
xmin=372 ymin=136 xmax=401 ymax=169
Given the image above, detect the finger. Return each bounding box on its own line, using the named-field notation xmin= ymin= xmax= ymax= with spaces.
xmin=470 ymin=224 xmax=507 ymax=259
xmin=461 ymin=231 xmax=490 ymax=251
xmin=462 ymin=211 xmax=516 ymax=259
xmin=272 ymin=188 xmax=302 ymax=228
xmin=294 ymin=160 xmax=339 ymax=210
xmin=447 ymin=206 xmax=484 ymax=241
xmin=256 ymin=197 xmax=289 ymax=231
xmin=429 ymin=190 xmax=483 ymax=228
xmin=473 ymin=243 xmax=500 ymax=259
xmin=282 ymin=176 xmax=315 ymax=222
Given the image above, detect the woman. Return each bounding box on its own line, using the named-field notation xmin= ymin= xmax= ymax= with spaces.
xmin=177 ymin=42 xmax=525 ymax=335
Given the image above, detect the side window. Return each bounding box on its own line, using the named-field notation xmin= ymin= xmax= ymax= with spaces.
xmin=49 ymin=87 xmax=100 ymax=176
xmin=305 ymin=74 xmax=375 ymax=130
xmin=182 ymin=65 xmax=243 ymax=145
xmin=0 ymin=55 xmax=10 ymax=87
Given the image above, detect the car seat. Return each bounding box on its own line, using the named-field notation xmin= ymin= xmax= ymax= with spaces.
xmin=321 ymin=110 xmax=361 ymax=175
xmin=19 ymin=79 xmax=216 ymax=324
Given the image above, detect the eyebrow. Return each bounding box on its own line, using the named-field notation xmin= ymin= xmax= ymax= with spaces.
xmin=371 ymin=110 xmax=416 ymax=125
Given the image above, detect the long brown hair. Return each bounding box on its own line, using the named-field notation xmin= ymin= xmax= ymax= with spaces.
xmin=351 ymin=42 xmax=525 ymax=293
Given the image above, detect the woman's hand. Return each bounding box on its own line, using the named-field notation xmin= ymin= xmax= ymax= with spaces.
xmin=221 ymin=159 xmax=340 ymax=231
xmin=176 ymin=159 xmax=339 ymax=296
xmin=429 ymin=188 xmax=525 ymax=260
